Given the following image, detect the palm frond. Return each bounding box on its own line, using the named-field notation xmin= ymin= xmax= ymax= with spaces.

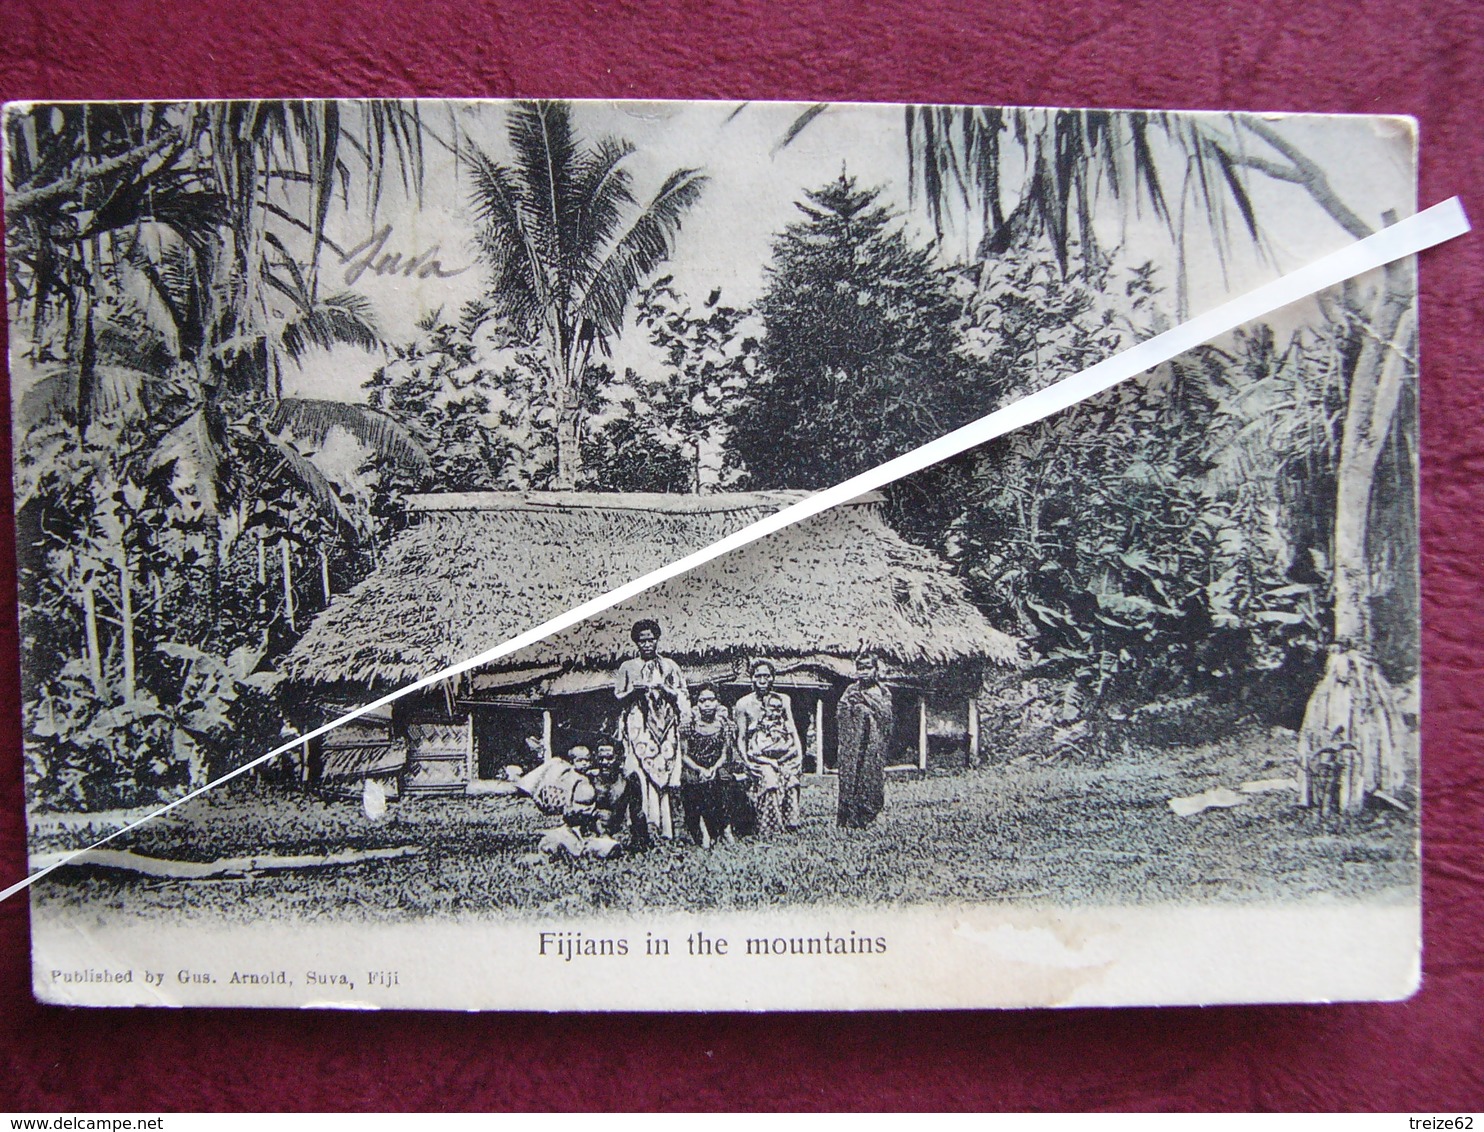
xmin=907 ymin=105 xmax=948 ymax=240
xmin=579 ymin=167 xmax=708 ymax=342
xmin=571 ymin=137 xmax=637 ymax=287
xmin=15 ymin=363 xmax=153 ymax=430
xmin=267 ymin=433 xmax=354 ymax=530
xmin=307 ymin=100 xmax=340 ymax=290
xmin=912 ymin=105 xmax=1302 ymax=281
xmin=356 ymin=100 xmax=428 ymax=217
xmin=96 ymin=315 xmax=175 ymax=375
xmin=262 ymin=231 xmax=312 ymax=309
xmin=1126 ymin=113 xmax=1173 ymax=229
xmin=85 ymin=171 xmax=227 ymax=253
xmin=964 ymin=107 xmax=1004 ymax=232
xmin=273 ymin=398 xmax=430 ymax=473
xmin=507 ymin=101 xmax=581 ymax=276
xmin=467 ymin=143 xmax=548 ymax=331
xmin=1210 ymin=141 xmax=1260 ymax=241
xmin=16 ymin=367 xmax=76 ymax=430
xmin=279 ymin=291 xmax=382 ymax=361
xmin=126 ymin=240 xmax=201 ymax=350
xmin=774 ymin=104 xmax=830 ymax=155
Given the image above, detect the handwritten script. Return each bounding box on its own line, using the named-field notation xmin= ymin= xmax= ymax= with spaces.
xmin=341 ymin=224 xmax=473 ymax=287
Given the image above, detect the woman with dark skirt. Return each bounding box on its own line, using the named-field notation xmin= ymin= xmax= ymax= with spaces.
xmin=680 ymin=684 xmax=740 ymax=848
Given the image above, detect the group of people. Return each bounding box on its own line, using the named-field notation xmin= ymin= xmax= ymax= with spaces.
xmin=505 ymin=618 xmax=896 ymax=858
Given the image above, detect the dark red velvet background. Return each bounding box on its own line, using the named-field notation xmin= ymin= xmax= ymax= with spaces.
xmin=1 ymin=0 xmax=1481 ymax=1112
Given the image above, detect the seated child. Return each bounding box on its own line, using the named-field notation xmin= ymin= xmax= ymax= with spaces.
xmin=499 ymin=747 xmax=616 ymax=859
xmin=499 ymin=742 xmax=651 ymax=859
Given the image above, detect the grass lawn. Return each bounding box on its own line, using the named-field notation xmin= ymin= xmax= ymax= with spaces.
xmin=29 ymin=724 xmax=1417 ymax=922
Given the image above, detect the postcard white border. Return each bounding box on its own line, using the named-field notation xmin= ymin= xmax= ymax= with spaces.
xmin=31 ymin=900 xmax=1419 ymax=1011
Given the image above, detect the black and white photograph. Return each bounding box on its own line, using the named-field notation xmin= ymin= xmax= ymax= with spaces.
xmin=4 ymin=98 xmax=1421 ymax=1009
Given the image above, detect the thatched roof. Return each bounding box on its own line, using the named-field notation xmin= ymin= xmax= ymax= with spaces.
xmin=280 ymin=491 xmax=1019 ymax=688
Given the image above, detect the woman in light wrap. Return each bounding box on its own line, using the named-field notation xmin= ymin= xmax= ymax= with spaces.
xmin=733 ymin=658 xmax=804 ymax=836
xmin=613 ymin=619 xmax=691 ymax=840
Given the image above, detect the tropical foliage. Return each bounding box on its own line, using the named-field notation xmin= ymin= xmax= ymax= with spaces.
xmin=933 ymin=329 xmax=1348 ymax=725
xmin=841 ymin=103 xmax=1416 ymax=810
xmin=726 ymin=177 xmax=1359 ymax=734
xmin=8 ymin=100 xmax=433 ymax=807
xmin=363 ymin=303 xmax=553 ymax=500
xmin=7 ymin=99 xmax=1416 ymax=822
xmin=629 ymin=276 xmax=756 ymax=492
xmin=728 ymin=173 xmax=989 ymax=488
xmin=466 ymin=101 xmax=707 ymax=488
xmin=715 ymin=148 xmax=1412 ymax=777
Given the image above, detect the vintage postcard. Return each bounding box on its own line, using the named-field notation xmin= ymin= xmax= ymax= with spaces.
xmin=5 ymin=99 xmax=1421 ymax=1009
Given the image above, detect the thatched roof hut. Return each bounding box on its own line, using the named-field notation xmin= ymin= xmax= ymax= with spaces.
xmin=283 ymin=490 xmax=1017 ymax=687
xmin=281 ymin=491 xmax=1018 ymax=792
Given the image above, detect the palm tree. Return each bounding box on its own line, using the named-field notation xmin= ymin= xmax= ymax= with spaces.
xmin=9 ymin=100 xmax=435 ymax=486
xmin=899 ymin=106 xmax=1275 ymax=318
xmin=4 ymin=103 xmax=226 ymax=432
xmin=466 ymin=100 xmax=708 ymax=488
xmin=147 ymin=99 xmax=441 ymax=405
xmin=7 ymin=102 xmax=435 ymax=739
xmin=783 ymin=104 xmax=1416 ymax=813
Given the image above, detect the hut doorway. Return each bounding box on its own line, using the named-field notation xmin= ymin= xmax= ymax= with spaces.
xmin=548 ymin=690 xmax=623 ymax=761
xmin=473 ymin=706 xmax=547 ymax=780
xmin=792 ymin=687 xmax=837 ymax=775
xmin=885 ymin=686 xmax=929 ymax=771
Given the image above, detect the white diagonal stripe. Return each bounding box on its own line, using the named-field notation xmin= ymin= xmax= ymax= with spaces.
xmin=3 ymin=197 xmax=1469 ymax=903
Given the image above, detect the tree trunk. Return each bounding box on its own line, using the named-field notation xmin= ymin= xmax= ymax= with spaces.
xmin=73 ymin=114 xmax=100 ymax=432
xmin=207 ymin=529 xmax=223 ymax=652
xmin=1297 ymin=223 xmax=1415 ymax=813
xmin=319 ymin=548 xmax=331 ymax=605
xmin=118 ymin=553 xmax=136 ymax=702
xmin=281 ymin=540 xmax=296 ymax=632
xmin=553 ymin=408 xmax=583 ymax=490
xmin=257 ymin=533 xmax=269 ymax=648
xmin=266 ymin=342 xmax=282 ymax=400
xmin=1298 ymin=650 xmax=1406 ymax=813
xmin=81 ymin=584 xmax=103 ymax=694
xmin=74 ymin=241 xmax=100 ymax=431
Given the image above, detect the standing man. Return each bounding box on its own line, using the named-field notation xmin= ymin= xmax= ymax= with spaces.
xmin=614 ymin=619 xmax=691 ymax=841
xmin=836 ymin=653 xmax=894 ymax=828
xmin=734 ymin=659 xmax=803 ymax=835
